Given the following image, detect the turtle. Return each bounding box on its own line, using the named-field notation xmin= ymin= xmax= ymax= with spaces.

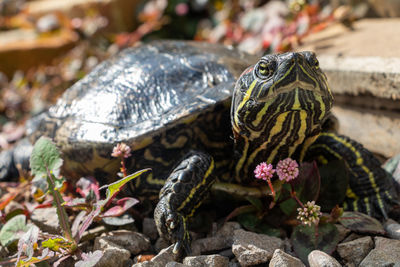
xmin=0 ymin=41 xmax=397 ymax=255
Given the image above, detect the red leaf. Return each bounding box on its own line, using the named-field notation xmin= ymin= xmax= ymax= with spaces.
xmin=101 ymin=197 xmax=139 ymax=218
xmin=0 ymin=193 xmax=16 ymax=210
xmin=76 ymin=177 xmax=100 ymax=200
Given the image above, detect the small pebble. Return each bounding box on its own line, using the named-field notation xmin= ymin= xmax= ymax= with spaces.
xmin=384 ymin=219 xmax=400 ymax=240
xmin=308 ymin=250 xmax=341 ymax=267
xmin=183 ymin=254 xmax=229 ymax=267
xmin=269 ymin=249 xmax=305 ymax=267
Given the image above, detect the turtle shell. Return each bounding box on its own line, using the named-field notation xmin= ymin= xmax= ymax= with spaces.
xmin=29 ymin=41 xmax=257 ymax=181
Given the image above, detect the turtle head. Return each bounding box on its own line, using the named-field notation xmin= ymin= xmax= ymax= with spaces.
xmin=231 ymin=52 xmax=333 ymax=181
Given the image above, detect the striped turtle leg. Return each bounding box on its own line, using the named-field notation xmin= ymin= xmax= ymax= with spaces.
xmin=154 ymin=151 xmax=215 ymax=255
xmin=306 ymin=132 xmax=398 ymax=218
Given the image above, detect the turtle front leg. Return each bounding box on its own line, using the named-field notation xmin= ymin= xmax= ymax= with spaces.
xmin=306 ymin=132 xmax=398 ymax=218
xmin=154 ymin=151 xmax=215 ymax=255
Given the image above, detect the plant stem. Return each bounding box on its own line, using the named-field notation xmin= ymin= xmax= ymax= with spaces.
xmin=290 ymin=184 xmax=304 ymax=208
xmin=45 ymin=167 xmax=74 ymax=244
xmin=266 ymin=178 xmax=276 ymax=209
xmin=120 ymin=157 xmax=127 ymax=177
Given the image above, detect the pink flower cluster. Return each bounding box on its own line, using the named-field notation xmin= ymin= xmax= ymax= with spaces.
xmin=276 ymin=158 xmax=299 ymax=182
xmin=254 ymin=162 xmax=275 ymax=180
xmin=254 ymin=158 xmax=299 ymax=182
xmin=111 ymin=142 xmax=132 ymax=158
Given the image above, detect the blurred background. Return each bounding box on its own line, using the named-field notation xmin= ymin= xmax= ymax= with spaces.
xmin=0 ymin=0 xmax=399 ymax=158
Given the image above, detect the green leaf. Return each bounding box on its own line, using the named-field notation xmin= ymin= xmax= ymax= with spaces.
xmin=317 ymin=160 xmax=348 ymax=211
xmin=101 ymin=168 xmax=151 ymax=203
xmin=225 ymin=205 xmax=257 ymax=222
xmin=237 ymin=213 xmax=260 ymax=232
xmin=42 ymin=237 xmax=74 ymax=252
xmin=256 ymin=223 xmax=284 ymax=238
xmin=245 ymin=196 xmax=263 ymax=211
xmin=16 ymin=225 xmax=39 ymax=263
xmin=29 ymin=137 xmax=63 ymax=181
xmin=237 ymin=213 xmax=283 ymax=237
xmin=18 ymin=250 xmax=54 ymax=267
xmin=291 ymin=223 xmax=340 ymax=264
xmin=0 ymin=214 xmax=31 ymax=246
xmin=28 ymin=138 xmax=70 ymax=242
xmin=289 ymin=161 xmax=321 ymax=204
xmin=280 ymin=198 xmax=298 ymax=216
xmin=339 ymin=211 xmax=385 ymax=235
xmin=47 ymin=172 xmax=73 ymax=243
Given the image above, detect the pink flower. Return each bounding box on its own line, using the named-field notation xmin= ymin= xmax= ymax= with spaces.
xmin=111 ymin=143 xmax=132 ymax=158
xmin=254 ymin=162 xmax=275 ymax=180
xmin=175 ymin=3 xmax=188 ymax=16
xmin=276 ymin=158 xmax=299 ymax=182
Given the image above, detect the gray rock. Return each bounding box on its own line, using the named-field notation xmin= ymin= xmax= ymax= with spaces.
xmin=359 ymin=236 xmax=400 ymax=267
xmin=308 ymin=250 xmax=341 ymax=267
xmin=191 ymin=222 xmax=242 ymax=255
xmin=165 ymin=262 xmax=189 ymax=267
xmin=283 ymin=238 xmax=294 ymax=256
xmin=132 ymin=245 xmax=176 ymax=267
xmin=150 ymin=244 xmax=176 ymax=266
xmin=31 ymin=207 xmax=61 ymax=234
xmin=96 ymin=230 xmax=150 ymax=255
xmin=232 ymin=229 xmax=284 ymax=266
xmin=183 ymin=254 xmax=229 ymax=267
xmin=132 ymin=262 xmax=155 ymax=267
xmin=384 ymin=219 xmax=400 ymax=240
xmin=143 ymin=218 xmax=158 ymax=241
xmin=191 ymin=236 xmax=230 ymax=255
xmin=55 ymin=255 xmax=75 ymax=267
xmin=216 ymin=222 xmax=242 ymax=238
xmin=337 ymin=236 xmax=373 ymax=266
xmin=341 ymin=232 xmax=363 ymax=243
xmin=219 ymin=248 xmax=234 ymax=259
xmin=154 ymin=237 xmax=170 ymax=253
xmin=93 ymin=236 xmax=131 ymax=267
xmin=228 ymin=259 xmax=241 ymax=267
xmin=269 ymin=249 xmax=305 ymax=267
xmin=359 ymin=249 xmax=400 ymax=267
xmin=124 ymin=258 xmax=134 ymax=267
xmin=374 ymin=236 xmax=400 ymax=250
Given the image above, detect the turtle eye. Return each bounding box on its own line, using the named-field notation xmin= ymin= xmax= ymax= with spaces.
xmin=255 ymin=60 xmax=274 ymax=79
xmin=313 ymin=58 xmax=320 ymax=69
xmin=305 ymin=52 xmax=319 ymax=69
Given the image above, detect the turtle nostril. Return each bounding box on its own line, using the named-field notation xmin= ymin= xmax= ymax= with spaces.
xmin=289 ymin=53 xmax=303 ymax=64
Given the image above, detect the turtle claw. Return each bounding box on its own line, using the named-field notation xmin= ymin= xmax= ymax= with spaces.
xmin=173 ymin=238 xmax=191 ymax=255
xmin=173 ymin=241 xmax=181 ymax=254
xmin=154 ymin=197 xmax=192 ymax=256
xmin=171 ymin=213 xmax=191 ymax=255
